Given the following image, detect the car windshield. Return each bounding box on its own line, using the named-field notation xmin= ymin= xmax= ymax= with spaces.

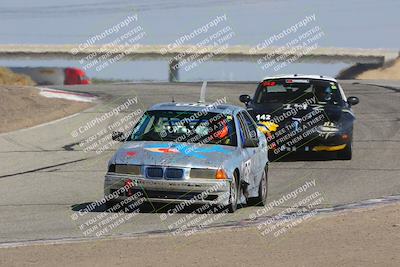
xmin=127 ymin=110 xmax=237 ymax=146
xmin=254 ymin=78 xmax=344 ymax=105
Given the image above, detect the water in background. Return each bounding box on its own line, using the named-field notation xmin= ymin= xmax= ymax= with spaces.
xmin=0 ymin=0 xmax=399 ymax=81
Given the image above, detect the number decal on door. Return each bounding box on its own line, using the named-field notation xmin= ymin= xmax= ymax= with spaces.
xmin=243 ymin=159 xmax=252 ymax=184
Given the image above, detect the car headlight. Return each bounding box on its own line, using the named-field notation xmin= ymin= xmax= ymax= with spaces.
xmin=111 ymin=164 xmax=141 ymax=175
xmin=190 ymin=168 xmax=228 ymax=180
xmin=190 ymin=168 xmax=215 ymax=179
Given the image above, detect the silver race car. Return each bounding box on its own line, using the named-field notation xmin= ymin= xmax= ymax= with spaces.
xmin=104 ymin=102 xmax=269 ymax=212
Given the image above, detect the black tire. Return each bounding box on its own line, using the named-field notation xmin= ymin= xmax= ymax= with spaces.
xmin=248 ymin=165 xmax=268 ymax=206
xmin=226 ymin=172 xmax=239 ymax=213
xmin=337 ymin=142 xmax=352 ymax=160
xmin=268 ymin=152 xmax=278 ymax=162
xmin=105 ymin=200 xmax=119 ymax=211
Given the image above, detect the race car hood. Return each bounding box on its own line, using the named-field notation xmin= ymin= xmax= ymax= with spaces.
xmin=112 ymin=141 xmax=239 ymax=169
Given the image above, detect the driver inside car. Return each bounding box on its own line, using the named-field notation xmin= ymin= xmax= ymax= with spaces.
xmin=315 ymin=85 xmax=333 ymax=103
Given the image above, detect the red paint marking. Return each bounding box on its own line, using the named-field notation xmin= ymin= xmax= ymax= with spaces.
xmin=262 ymin=81 xmax=276 ymax=87
xmin=124 ymin=179 xmax=133 ymax=197
xmin=125 ymin=151 xmax=137 ymax=157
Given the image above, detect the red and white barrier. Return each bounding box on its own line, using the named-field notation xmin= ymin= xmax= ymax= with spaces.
xmin=38 ymin=88 xmax=97 ymax=102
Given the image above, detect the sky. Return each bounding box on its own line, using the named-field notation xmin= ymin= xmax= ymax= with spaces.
xmin=0 ymin=0 xmax=398 ymax=81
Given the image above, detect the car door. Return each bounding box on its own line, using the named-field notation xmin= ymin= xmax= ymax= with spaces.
xmin=237 ymin=111 xmax=261 ymax=191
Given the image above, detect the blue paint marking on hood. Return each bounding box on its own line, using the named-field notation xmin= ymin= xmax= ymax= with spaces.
xmin=113 ymin=141 xmax=239 ymax=169
xmin=144 ymin=143 xmax=232 ymax=159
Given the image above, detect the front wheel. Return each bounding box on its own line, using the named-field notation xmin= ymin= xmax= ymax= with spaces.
xmin=226 ymin=172 xmax=239 ymax=213
xmin=337 ymin=142 xmax=352 ymax=160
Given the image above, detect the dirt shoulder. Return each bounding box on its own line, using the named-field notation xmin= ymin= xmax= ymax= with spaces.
xmin=0 ymin=86 xmax=92 ymax=133
xmin=1 ymin=203 xmax=399 ymax=267
xmin=357 ymin=58 xmax=400 ymax=80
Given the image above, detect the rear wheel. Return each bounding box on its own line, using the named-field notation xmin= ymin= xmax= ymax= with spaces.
xmin=337 ymin=142 xmax=352 ymax=160
xmin=105 ymin=199 xmax=121 ymax=211
xmin=248 ymin=165 xmax=268 ymax=206
xmin=105 ymin=200 xmax=114 ymax=211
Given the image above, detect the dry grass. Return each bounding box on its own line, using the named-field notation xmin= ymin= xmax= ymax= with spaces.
xmin=0 ymin=67 xmax=35 ymax=86
xmin=357 ymin=58 xmax=400 ymax=80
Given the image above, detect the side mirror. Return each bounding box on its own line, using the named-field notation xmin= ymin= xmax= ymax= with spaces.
xmin=347 ymin=96 xmax=359 ymax=106
xmin=112 ymin=131 xmax=125 ymax=142
xmin=239 ymin=94 xmax=251 ymax=104
xmin=243 ymin=138 xmax=259 ymax=148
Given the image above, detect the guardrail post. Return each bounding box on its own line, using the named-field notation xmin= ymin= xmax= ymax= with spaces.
xmin=169 ymin=59 xmax=179 ymax=82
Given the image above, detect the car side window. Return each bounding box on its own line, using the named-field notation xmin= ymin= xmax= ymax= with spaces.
xmin=237 ymin=113 xmax=247 ymax=145
xmin=241 ymin=111 xmax=258 ymax=140
xmin=238 ymin=111 xmax=259 ymax=146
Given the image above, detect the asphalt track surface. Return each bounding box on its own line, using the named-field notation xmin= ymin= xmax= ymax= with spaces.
xmin=0 ymin=81 xmax=399 ymax=244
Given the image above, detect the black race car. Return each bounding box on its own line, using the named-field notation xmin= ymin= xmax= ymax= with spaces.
xmin=240 ymin=75 xmax=359 ymax=160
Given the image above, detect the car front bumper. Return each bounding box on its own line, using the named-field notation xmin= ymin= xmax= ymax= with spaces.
xmin=104 ymin=173 xmax=231 ymax=206
xmin=271 ymin=130 xmax=350 ymax=153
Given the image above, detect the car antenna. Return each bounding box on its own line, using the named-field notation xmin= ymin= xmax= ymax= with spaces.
xmin=198 ymin=81 xmax=207 ymax=103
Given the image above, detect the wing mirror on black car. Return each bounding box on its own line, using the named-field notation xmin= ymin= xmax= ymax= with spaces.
xmin=112 ymin=131 xmax=125 ymax=142
xmin=347 ymin=96 xmax=359 ymax=106
xmin=243 ymin=138 xmax=259 ymax=148
xmin=239 ymin=94 xmax=251 ymax=104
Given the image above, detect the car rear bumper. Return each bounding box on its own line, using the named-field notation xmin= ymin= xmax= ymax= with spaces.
xmin=104 ymin=173 xmax=231 ymax=206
